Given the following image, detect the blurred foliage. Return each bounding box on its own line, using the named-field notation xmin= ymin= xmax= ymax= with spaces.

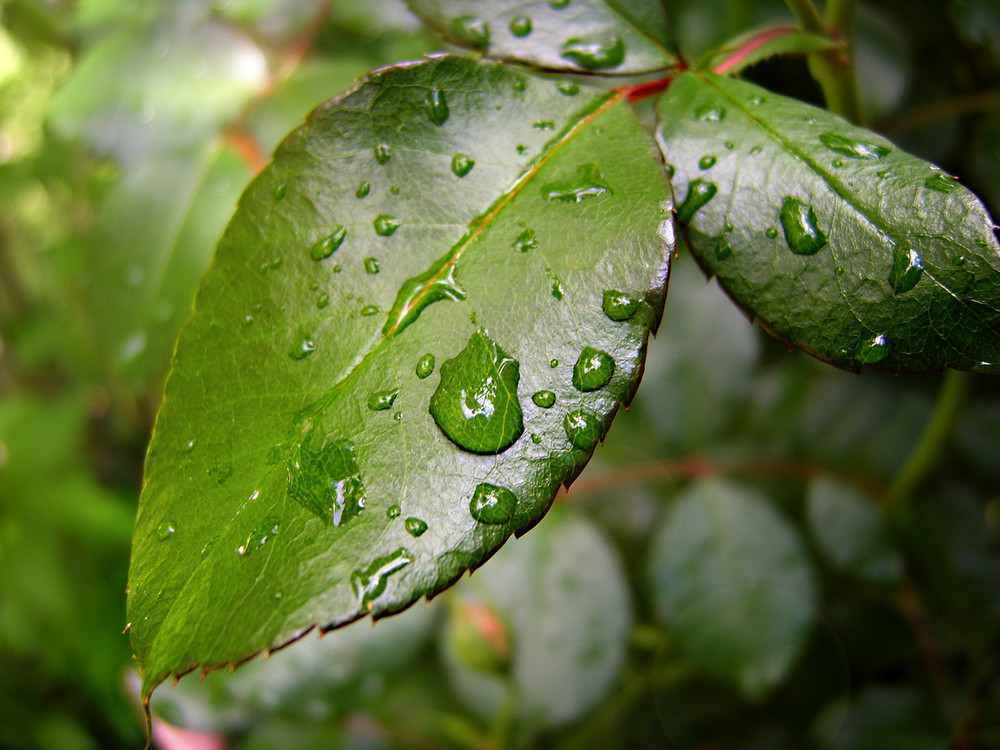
xmin=0 ymin=0 xmax=999 ymax=748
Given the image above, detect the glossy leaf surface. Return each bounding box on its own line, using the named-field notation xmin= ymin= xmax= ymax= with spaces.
xmin=128 ymin=55 xmax=672 ymax=697
xmin=406 ymin=0 xmax=675 ymax=74
xmin=657 ymin=71 xmax=1000 ymax=372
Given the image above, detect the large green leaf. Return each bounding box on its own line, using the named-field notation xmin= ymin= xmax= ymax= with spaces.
xmin=406 ymin=0 xmax=675 ymax=74
xmin=657 ymin=71 xmax=1000 ymax=373
xmin=128 ymin=54 xmax=672 ymax=698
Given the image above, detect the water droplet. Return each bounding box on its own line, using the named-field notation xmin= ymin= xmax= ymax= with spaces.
xmin=310 ymin=226 xmax=346 ymax=260
xmin=511 ymin=76 xmax=527 ymax=92
xmin=714 ymin=237 xmax=733 ymax=261
xmin=750 ymin=95 xmax=765 ymax=106
xmin=274 ymin=182 xmax=286 ymax=199
xmin=452 ymin=153 xmax=475 ymax=177
xmin=549 ymin=0 xmax=570 ymax=7
xmin=856 ymin=333 xmax=889 ymax=364
xmin=271 ymin=256 xmax=282 ymax=269
xmin=470 ymin=483 xmax=517 ymax=524
xmin=429 ymin=330 xmax=524 ymax=454
xmin=448 ymin=15 xmax=490 ymax=48
xmin=819 ymin=132 xmax=891 ymax=160
xmin=238 ymin=518 xmax=279 ymax=556
xmin=925 ymin=172 xmax=958 ymax=193
xmin=832 ymin=158 xmax=845 ymax=168
xmin=602 ymin=290 xmax=640 ymax=321
xmin=209 ymin=464 xmax=233 ymax=485
xmin=572 ymin=346 xmax=615 ymax=391
xmin=242 ymin=315 xmax=254 ymax=327
xmin=374 ymin=143 xmax=392 ymax=164
xmin=532 ymin=390 xmax=556 ymax=408
xmin=531 ymin=434 xmax=542 ymax=444
xmin=374 ymin=214 xmax=400 ymax=236
xmin=765 ymin=227 xmax=778 ymax=238
xmin=676 ymin=179 xmax=717 ymax=223
xmin=291 ymin=338 xmax=317 ymax=360
xmin=316 ymin=293 xmax=329 ymax=309
xmin=725 ymin=140 xmax=735 ymax=150
xmin=564 ymin=409 xmax=602 ymax=451
xmin=416 ymin=353 xmax=435 ymax=378
xmin=157 ymin=521 xmax=176 ymax=541
xmin=334 ymin=265 xmax=342 ymax=273
xmin=390 ymin=184 xmax=400 ymax=195
xmin=516 ymin=144 xmax=527 ymax=155
xmin=749 ymin=145 xmax=762 ymax=155
xmin=356 ymin=181 xmax=370 ymax=198
xmin=404 ymin=517 xmax=428 ymax=537
xmin=780 ymin=197 xmax=828 ymax=255
xmin=393 ymin=411 xmax=402 ymax=422
xmin=557 ymin=81 xmax=579 ymax=95
xmin=551 ymin=278 xmax=565 ymax=300
xmin=560 ymin=35 xmax=624 ymax=70
xmin=699 ymin=155 xmax=717 ymax=170
xmin=365 ymin=257 xmax=380 ymax=274
xmin=352 ymin=548 xmax=413 ymax=607
xmin=889 ymin=246 xmax=924 ymax=294
xmin=184 ymin=439 xmax=197 ymax=452
xmin=835 ymin=266 xmax=845 ymax=276
xmin=512 ymin=228 xmax=538 ymax=253
xmin=425 ymin=88 xmax=449 ymax=125
xmin=367 ymin=388 xmax=399 ymax=412
xmin=510 ymin=15 xmax=532 ymax=36
xmin=387 ymin=504 xmax=401 ymax=519
xmin=287 ymin=438 xmax=366 ymax=525
xmin=542 ymin=163 xmax=612 ymax=203
xmin=550 ymin=358 xmax=559 ymax=368
xmin=360 ymin=305 xmax=379 ymax=316
xmin=696 ymin=104 xmax=726 ymax=122
xmin=664 ymin=163 xmax=675 ymax=179
xmin=383 ymin=256 xmax=465 ymax=335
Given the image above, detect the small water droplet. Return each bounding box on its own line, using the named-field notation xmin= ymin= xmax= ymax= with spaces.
xmin=334 ymin=265 xmax=342 ymax=273
xmin=184 ymin=439 xmax=196 ymax=452
xmin=374 ymin=214 xmax=400 ymax=236
xmin=889 ymin=246 xmax=924 ymax=294
xmin=448 ymin=15 xmax=490 ymax=48
xmin=819 ymin=132 xmax=891 ymax=160
xmin=238 ymin=518 xmax=279 ymax=556
xmin=765 ymin=227 xmax=778 ymax=238
xmin=364 ymin=257 xmax=380 ymax=274
xmin=387 ymin=504 xmax=401 ymax=519
xmin=390 ymin=185 xmax=400 ymax=195
xmin=531 ymin=434 xmax=542 ymax=444
xmin=572 ymin=346 xmax=615 ymax=391
xmin=725 ymin=140 xmax=735 ymax=150
xmin=470 ymin=483 xmax=517 ymax=524
xmin=416 ymin=353 xmax=435 ymax=379
xmin=699 ymin=155 xmax=717 ymax=170
xmin=856 ymin=333 xmax=889 ymax=364
xmin=311 ymin=226 xmax=347 ymax=260
xmin=452 ymin=153 xmax=475 ymax=177
xmin=374 ymin=143 xmax=392 ymax=164
xmin=676 ymin=179 xmax=717 ymax=223
xmin=511 ymin=76 xmax=527 ymax=92
xmin=242 ymin=315 xmax=254 ymax=327
xmin=516 ymin=144 xmax=527 ymax=155
xmin=532 ymin=390 xmax=556 ymax=408
xmin=542 ymin=163 xmax=612 ymax=203
xmin=714 ymin=237 xmax=733 ymax=261
xmin=835 ymin=266 xmax=845 ymax=276
xmin=360 ymin=305 xmax=379 ymax=316
xmin=564 ymin=409 xmax=602 ymax=451
xmin=404 ymin=517 xmax=428 ymax=537
xmin=393 ymin=411 xmax=402 ymax=422
xmin=352 ymin=548 xmax=413 ymax=607
xmin=425 ymin=88 xmax=449 ymax=125
xmin=356 ymin=181 xmax=370 ymax=198
xmin=954 ymin=254 xmax=967 ymax=266
xmin=274 ymin=182 xmax=286 ymax=199
xmin=925 ymin=172 xmax=958 ymax=193
xmin=557 ymin=81 xmax=579 ymax=95
xmin=750 ymin=95 xmax=765 ymax=106
xmin=209 ymin=464 xmax=233 ymax=485
xmin=287 ymin=438 xmax=366 ymax=525
xmin=429 ymin=330 xmax=524 ymax=454
xmin=510 ymin=15 xmax=532 ymax=36
xmin=780 ymin=197 xmax=828 ymax=255
xmin=832 ymin=158 xmax=845 ymax=168
xmin=550 ymin=358 xmax=559 ymax=368
xmin=157 ymin=521 xmax=176 ymax=541
xmin=551 ymin=278 xmax=565 ymax=300
xmin=368 ymin=388 xmax=399 ymax=411
xmin=560 ymin=35 xmax=624 ymax=70
xmin=696 ymin=104 xmax=726 ymax=123
xmin=549 ymin=0 xmax=570 ymax=7
xmin=316 ymin=293 xmax=329 ymax=309
xmin=291 ymin=338 xmax=317 ymax=360
xmin=749 ymin=145 xmax=762 ymax=155
xmin=602 ymin=290 xmax=640 ymax=321
xmin=533 ymin=120 xmax=555 ymax=130
xmin=271 ymin=256 xmax=282 ymax=269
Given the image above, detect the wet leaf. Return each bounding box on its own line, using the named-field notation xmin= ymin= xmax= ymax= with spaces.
xmin=128 ymin=55 xmax=671 ymax=698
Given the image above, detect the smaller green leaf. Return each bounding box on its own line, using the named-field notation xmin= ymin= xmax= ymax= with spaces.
xmin=698 ymin=25 xmax=839 ymax=76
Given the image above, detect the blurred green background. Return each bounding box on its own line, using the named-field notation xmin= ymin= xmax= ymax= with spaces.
xmin=1 ymin=0 xmax=999 ymax=748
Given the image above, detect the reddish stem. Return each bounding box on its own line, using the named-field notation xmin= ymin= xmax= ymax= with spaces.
xmin=713 ymin=25 xmax=798 ymax=76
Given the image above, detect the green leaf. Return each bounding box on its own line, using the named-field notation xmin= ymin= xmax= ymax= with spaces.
xmin=405 ymin=0 xmax=676 ymax=74
xmin=646 ymin=479 xmax=817 ymax=699
xmin=698 ymin=25 xmax=839 ymax=76
xmin=657 ymin=71 xmax=1000 ymax=373
xmin=128 ymin=54 xmax=672 ymax=697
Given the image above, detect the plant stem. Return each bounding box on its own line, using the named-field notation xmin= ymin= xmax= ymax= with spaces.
xmin=784 ymin=0 xmax=826 ymax=34
xmin=884 ymin=370 xmax=970 ymax=516
xmin=825 ymin=0 xmax=857 ymax=37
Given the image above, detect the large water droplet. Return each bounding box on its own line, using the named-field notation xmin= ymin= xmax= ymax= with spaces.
xmin=542 ymin=163 xmax=612 ymax=203
xmin=925 ymin=172 xmax=958 ymax=193
xmin=889 ymin=246 xmax=924 ymax=294
xmin=310 ymin=226 xmax=346 ymax=260
xmin=426 ymin=88 xmax=449 ymax=125
xmin=452 ymin=153 xmax=475 ymax=177
xmin=676 ymin=180 xmax=717 ymax=223
xmin=696 ymin=104 xmax=726 ymax=122
xmin=470 ymin=482 xmax=517 ymax=524
xmin=352 ymin=548 xmax=413 ymax=608
xmin=374 ymin=143 xmax=392 ymax=164
xmin=510 ymin=15 xmax=532 ymax=36
xmin=449 ymin=16 xmax=490 ymax=48
xmin=404 ymin=517 xmax=428 ymax=537
xmin=572 ymin=346 xmax=615 ymax=391
xmin=429 ymin=330 xmax=524 ymax=454
xmin=291 ymin=338 xmax=317 ymax=360
xmin=383 ymin=255 xmax=465 ymax=336
xmin=513 ymin=228 xmax=538 ymax=252
xmin=356 ymin=181 xmax=370 ymax=198
xmin=374 ymin=214 xmax=400 ymax=236
xmin=856 ymin=333 xmax=889 ymax=364
xmin=238 ymin=518 xmax=279 ymax=556
xmin=364 ymin=257 xmax=380 ymax=274
xmin=368 ymin=388 xmax=399 ymax=411
xmin=780 ymin=197 xmax=828 ymax=255
xmin=602 ymin=290 xmax=640 ymax=321
xmin=157 ymin=521 xmax=176 ymax=541
xmin=564 ymin=409 xmax=602 ymax=451
xmin=561 ymin=35 xmax=624 ymax=70
xmin=416 ymin=353 xmax=435 ymax=379
xmin=532 ymin=390 xmax=556 ymax=408
xmin=819 ymin=132 xmax=891 ymax=160
xmin=287 ymin=438 xmax=366 ymax=525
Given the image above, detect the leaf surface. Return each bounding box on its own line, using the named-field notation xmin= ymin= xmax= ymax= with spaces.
xmin=128 ymin=55 xmax=672 ymax=697
xmin=406 ymin=0 xmax=675 ymax=74
xmin=657 ymin=71 xmax=1000 ymax=372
